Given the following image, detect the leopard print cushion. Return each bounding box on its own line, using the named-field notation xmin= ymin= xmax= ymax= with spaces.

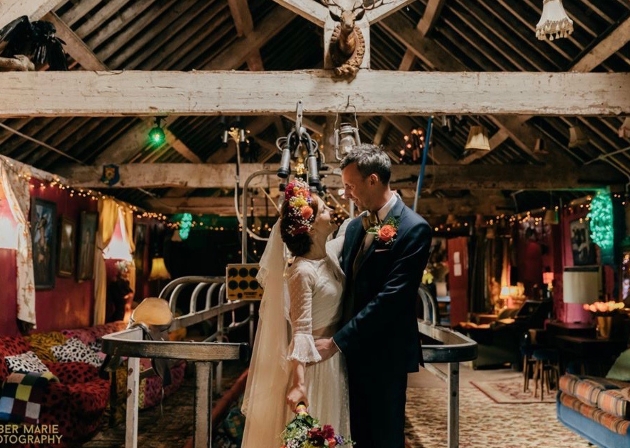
xmin=0 ymin=335 xmax=29 ymax=382
xmin=24 ymin=331 xmax=67 ymax=362
xmin=51 ymin=338 xmax=103 ymax=368
xmin=5 ymin=351 xmax=49 ymax=373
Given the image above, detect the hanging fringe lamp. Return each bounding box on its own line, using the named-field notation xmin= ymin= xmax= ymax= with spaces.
xmin=536 ymin=0 xmax=574 ymax=41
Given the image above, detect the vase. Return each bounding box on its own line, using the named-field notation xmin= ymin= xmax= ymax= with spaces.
xmin=596 ymin=315 xmax=613 ymax=339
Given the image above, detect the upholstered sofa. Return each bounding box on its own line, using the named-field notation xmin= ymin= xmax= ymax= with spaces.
xmin=0 ymin=322 xmax=186 ymax=447
xmin=557 ymin=373 xmax=630 ymax=447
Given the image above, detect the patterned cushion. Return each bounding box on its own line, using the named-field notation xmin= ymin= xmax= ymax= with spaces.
xmin=0 ymin=335 xmax=30 ymax=382
xmin=558 ymin=374 xmax=621 ymax=407
xmin=61 ymin=322 xmax=126 ymax=345
xmin=5 ymin=351 xmax=49 ymax=374
xmin=559 ymin=392 xmax=630 ymax=436
xmin=24 ymin=331 xmax=67 ymax=362
xmin=597 ymin=388 xmax=630 ymax=419
xmin=50 ymin=338 xmax=103 ymax=368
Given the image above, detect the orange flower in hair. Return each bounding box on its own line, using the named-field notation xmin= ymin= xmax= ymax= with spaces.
xmin=284 ymin=180 xmax=315 ymax=236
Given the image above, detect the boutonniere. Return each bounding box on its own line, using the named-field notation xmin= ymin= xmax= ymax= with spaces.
xmin=367 ymin=217 xmax=399 ymax=247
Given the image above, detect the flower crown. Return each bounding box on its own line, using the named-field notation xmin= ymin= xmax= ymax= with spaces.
xmin=283 ymin=180 xmax=315 ymax=236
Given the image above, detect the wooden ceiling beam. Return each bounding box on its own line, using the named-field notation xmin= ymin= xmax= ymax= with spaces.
xmin=47 ymin=15 xmax=200 ymax=164
xmin=364 ymin=0 xmax=417 ymax=24
xmin=271 ymin=0 xmax=327 ymax=27
xmin=571 ymin=16 xmax=630 ymax=72
xmin=226 ymin=0 xmax=269 ymax=71
xmin=2 ymin=70 xmax=628 ymax=117
xmin=60 ymin=162 xmax=615 ymax=191
xmin=416 ymin=0 xmax=446 ymax=37
xmin=143 ymin=193 xmax=513 ymax=216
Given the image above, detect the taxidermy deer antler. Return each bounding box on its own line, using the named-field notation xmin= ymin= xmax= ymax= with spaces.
xmin=321 ymin=0 xmax=386 ymax=78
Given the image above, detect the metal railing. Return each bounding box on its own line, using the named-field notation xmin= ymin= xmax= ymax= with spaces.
xmin=102 ymin=276 xmax=251 ymax=448
xmin=417 ymin=286 xmax=478 ymax=448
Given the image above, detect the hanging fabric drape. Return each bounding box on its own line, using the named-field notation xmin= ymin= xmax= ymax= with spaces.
xmin=0 ymin=160 xmax=36 ymax=327
xmin=94 ymin=198 xmax=120 ymax=325
xmin=120 ymin=206 xmax=136 ymax=298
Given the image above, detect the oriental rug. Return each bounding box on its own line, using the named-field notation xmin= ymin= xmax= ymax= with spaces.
xmin=470 ymin=378 xmax=556 ymax=404
xmin=404 ymin=386 xmax=590 ymax=448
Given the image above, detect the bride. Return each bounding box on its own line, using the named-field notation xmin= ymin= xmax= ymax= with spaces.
xmin=241 ymin=180 xmax=350 ymax=447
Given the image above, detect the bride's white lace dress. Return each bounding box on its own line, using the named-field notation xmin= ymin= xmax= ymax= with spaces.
xmin=241 ymin=224 xmax=350 ymax=447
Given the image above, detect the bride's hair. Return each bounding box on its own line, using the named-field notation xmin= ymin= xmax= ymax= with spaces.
xmin=280 ymin=181 xmax=321 ymax=256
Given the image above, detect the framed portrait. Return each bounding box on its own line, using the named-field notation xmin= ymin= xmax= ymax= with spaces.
xmin=77 ymin=211 xmax=98 ymax=281
xmin=134 ymin=223 xmax=147 ymax=278
xmin=569 ymin=218 xmax=597 ymax=266
xmin=30 ymin=198 xmax=57 ymax=289
xmin=57 ymin=216 xmax=76 ymax=277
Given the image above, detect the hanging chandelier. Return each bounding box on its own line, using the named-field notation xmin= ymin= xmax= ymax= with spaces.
xmin=536 ymin=0 xmax=573 ymax=41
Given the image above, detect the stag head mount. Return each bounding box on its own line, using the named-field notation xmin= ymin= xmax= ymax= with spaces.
xmin=321 ymin=0 xmax=385 ymax=79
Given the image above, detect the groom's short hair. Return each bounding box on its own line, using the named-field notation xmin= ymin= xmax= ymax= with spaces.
xmin=340 ymin=143 xmax=391 ymax=185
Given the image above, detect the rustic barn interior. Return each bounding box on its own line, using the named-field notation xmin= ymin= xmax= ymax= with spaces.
xmin=1 ymin=1 xmax=630 ymax=447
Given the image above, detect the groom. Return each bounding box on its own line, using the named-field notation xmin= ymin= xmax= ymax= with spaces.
xmin=316 ymin=144 xmax=431 ymax=448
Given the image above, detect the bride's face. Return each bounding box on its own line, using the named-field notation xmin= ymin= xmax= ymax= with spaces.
xmin=311 ymin=196 xmax=334 ymax=238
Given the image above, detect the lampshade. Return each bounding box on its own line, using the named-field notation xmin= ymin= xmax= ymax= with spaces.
xmin=568 ymin=125 xmax=588 ymax=148
xmin=533 ymin=138 xmax=548 ymax=154
xmin=499 ymin=286 xmax=511 ymax=299
xmin=464 ymin=126 xmax=490 ymax=151
xmin=562 ymin=268 xmax=599 ymax=304
xmin=618 ymin=117 xmax=630 ymax=139
xmin=544 ymin=209 xmax=558 ymax=225
xmin=542 ymin=272 xmax=554 ymax=285
xmin=149 ymin=257 xmax=171 ymax=280
xmin=536 ymin=0 xmax=574 ymax=41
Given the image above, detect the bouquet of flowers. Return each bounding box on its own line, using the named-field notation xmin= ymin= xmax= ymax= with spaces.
xmin=583 ymin=300 xmax=625 ymax=316
xmin=281 ymin=403 xmax=353 ymax=448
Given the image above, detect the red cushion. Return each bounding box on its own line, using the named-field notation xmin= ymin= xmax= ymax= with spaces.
xmin=44 ymin=361 xmax=100 ymax=384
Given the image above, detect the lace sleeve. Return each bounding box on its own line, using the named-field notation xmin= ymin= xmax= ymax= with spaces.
xmin=286 ymin=262 xmax=321 ymax=364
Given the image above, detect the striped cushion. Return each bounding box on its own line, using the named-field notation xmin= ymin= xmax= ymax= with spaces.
xmin=559 ymin=374 xmax=622 ymax=407
xmin=598 ymin=388 xmax=630 ymax=419
xmin=560 ymin=392 xmax=630 ymax=435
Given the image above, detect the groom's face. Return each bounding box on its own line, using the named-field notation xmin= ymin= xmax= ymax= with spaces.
xmin=341 ymin=162 xmax=374 ymax=212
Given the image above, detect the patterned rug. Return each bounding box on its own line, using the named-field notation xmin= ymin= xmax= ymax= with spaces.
xmin=470 ymin=378 xmax=556 ymax=403
xmin=405 ymin=386 xmax=590 ymax=448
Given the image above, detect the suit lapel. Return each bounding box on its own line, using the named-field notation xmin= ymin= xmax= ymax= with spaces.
xmin=342 ymin=217 xmax=365 ymax=275
xmin=355 ymin=197 xmax=406 ymax=273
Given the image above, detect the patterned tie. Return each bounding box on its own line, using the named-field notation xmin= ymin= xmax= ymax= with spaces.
xmin=361 ymin=211 xmax=380 ymax=231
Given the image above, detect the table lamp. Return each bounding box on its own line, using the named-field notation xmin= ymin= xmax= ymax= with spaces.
xmin=562 ymin=267 xmax=599 ymax=323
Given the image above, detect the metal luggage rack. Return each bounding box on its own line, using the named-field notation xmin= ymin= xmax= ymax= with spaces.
xmin=418 ymin=286 xmax=478 ymax=448
xmin=102 ymin=276 xmax=252 ymax=448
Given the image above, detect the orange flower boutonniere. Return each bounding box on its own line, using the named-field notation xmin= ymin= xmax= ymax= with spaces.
xmin=367 ymin=217 xmax=399 ymax=247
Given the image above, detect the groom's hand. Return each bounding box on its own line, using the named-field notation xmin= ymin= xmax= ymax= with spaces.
xmin=315 ymin=337 xmax=339 ymax=361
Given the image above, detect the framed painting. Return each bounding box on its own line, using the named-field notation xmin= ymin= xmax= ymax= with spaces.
xmin=77 ymin=211 xmax=98 ymax=281
xmin=57 ymin=216 xmax=76 ymax=277
xmin=569 ymin=218 xmax=597 ymax=266
xmin=30 ymin=198 xmax=57 ymax=289
xmin=134 ymin=223 xmax=147 ymax=278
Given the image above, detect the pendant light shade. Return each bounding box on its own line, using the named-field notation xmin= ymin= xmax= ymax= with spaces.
xmin=544 ymin=209 xmax=559 ymax=225
xmin=568 ymin=125 xmax=588 ymax=148
xmin=533 ymin=138 xmax=548 ymax=154
xmin=536 ymin=0 xmax=574 ymax=41
xmin=464 ymin=126 xmax=490 ymax=151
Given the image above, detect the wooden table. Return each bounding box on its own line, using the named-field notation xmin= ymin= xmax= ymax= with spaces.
xmin=551 ymin=334 xmax=627 ymax=376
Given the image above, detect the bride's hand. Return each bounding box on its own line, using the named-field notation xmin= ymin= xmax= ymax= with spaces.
xmin=286 ymin=384 xmax=308 ymax=411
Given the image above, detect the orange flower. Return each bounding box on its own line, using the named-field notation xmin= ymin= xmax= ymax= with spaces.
xmin=378 ymin=224 xmax=396 ymax=242
xmin=301 ymin=206 xmax=313 ymax=219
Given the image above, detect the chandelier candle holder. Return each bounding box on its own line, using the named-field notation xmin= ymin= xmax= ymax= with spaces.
xmin=536 ymin=0 xmax=574 ymax=41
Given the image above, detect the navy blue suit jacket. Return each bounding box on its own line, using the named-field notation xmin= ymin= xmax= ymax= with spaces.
xmin=333 ymin=197 xmax=431 ymax=373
